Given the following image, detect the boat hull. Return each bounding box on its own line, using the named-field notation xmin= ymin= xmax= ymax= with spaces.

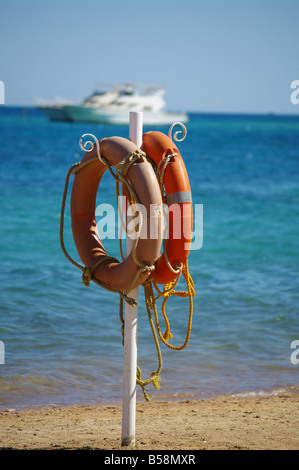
xmin=64 ymin=105 xmax=189 ymax=126
xmin=38 ymin=106 xmax=73 ymax=122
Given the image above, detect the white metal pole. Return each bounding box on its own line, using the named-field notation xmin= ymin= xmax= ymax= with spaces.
xmin=121 ymin=111 xmax=143 ymax=446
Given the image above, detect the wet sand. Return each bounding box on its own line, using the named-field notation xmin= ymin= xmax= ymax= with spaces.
xmin=1 ymin=389 xmax=298 ymax=450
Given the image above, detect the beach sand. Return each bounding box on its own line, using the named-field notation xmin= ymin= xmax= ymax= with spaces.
xmin=1 ymin=390 xmax=298 ymax=450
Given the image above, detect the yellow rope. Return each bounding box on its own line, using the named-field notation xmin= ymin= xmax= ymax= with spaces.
xmin=130 ymin=261 xmax=194 ymax=401
xmin=144 ymin=261 xmax=195 ymax=350
xmin=153 ymin=260 xmax=195 ymax=350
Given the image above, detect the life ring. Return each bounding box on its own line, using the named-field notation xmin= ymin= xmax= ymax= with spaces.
xmin=142 ymin=131 xmax=193 ymax=285
xmin=70 ymin=136 xmax=163 ymax=294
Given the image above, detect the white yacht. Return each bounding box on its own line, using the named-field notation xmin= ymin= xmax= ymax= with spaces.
xmin=37 ymin=84 xmax=189 ymax=125
xmin=36 ymin=85 xmax=119 ymax=122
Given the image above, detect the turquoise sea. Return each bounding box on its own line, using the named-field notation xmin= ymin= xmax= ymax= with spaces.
xmin=0 ymin=107 xmax=298 ymax=410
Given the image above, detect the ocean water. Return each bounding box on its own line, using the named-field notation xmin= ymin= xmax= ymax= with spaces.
xmin=0 ymin=107 xmax=298 ymax=410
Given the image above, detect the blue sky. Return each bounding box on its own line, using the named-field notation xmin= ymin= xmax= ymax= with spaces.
xmin=0 ymin=0 xmax=298 ymax=114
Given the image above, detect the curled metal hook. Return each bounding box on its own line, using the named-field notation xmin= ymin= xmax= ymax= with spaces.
xmin=168 ymin=122 xmax=187 ymax=143
xmin=79 ymin=133 xmax=104 ymax=164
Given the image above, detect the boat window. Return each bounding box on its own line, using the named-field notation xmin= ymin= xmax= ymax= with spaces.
xmin=119 ymin=90 xmax=133 ymax=96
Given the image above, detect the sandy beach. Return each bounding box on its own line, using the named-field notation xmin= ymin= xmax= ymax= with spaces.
xmin=0 ymin=390 xmax=298 ymax=450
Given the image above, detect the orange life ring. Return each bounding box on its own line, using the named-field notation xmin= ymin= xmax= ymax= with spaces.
xmin=142 ymin=131 xmax=193 ymax=285
xmin=70 ymin=136 xmax=163 ymax=294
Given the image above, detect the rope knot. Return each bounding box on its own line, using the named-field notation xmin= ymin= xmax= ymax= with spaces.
xmin=151 ymin=372 xmax=161 ymax=391
xmin=82 ymin=267 xmax=92 ymax=287
xmin=128 ymin=150 xmax=143 ymax=161
xmin=139 ymin=264 xmax=155 ymax=273
xmin=121 ymin=293 xmax=138 ymax=307
xmin=115 ymin=150 xmax=146 ymax=178
xmin=163 ymin=330 xmax=173 ymax=341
